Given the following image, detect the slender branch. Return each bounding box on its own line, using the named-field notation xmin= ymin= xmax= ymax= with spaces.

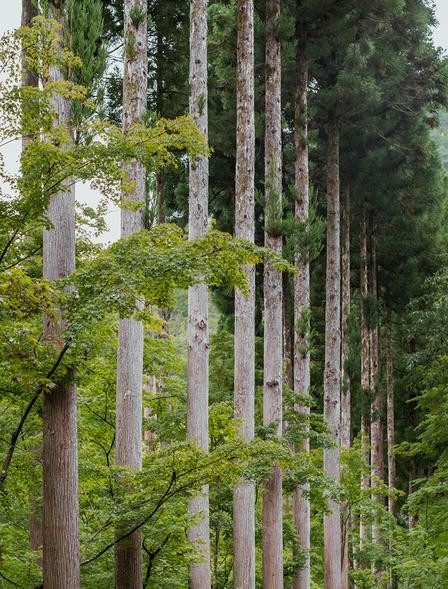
xmin=0 ymin=342 xmax=70 ymax=489
xmin=143 ymin=533 xmax=171 ymax=588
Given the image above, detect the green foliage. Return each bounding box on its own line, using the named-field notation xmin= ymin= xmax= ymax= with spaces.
xmin=129 ymin=4 xmax=147 ymax=28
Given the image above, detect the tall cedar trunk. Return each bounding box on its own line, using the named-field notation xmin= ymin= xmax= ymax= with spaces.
xmin=262 ymin=0 xmax=283 ymax=586
xmin=22 ymin=0 xmax=42 ymax=560
xmin=359 ymin=210 xmax=370 ymax=556
xmin=233 ymin=1 xmax=256 ymax=587
xmin=386 ymin=317 xmax=396 ymax=516
xmin=187 ymin=1 xmax=211 ymax=587
xmin=323 ymin=120 xmax=342 ymax=589
xmin=42 ymin=4 xmax=79 ymax=588
xmin=292 ymin=34 xmax=311 ymax=589
xmin=370 ymin=224 xmax=383 ymax=557
xmin=115 ymin=2 xmax=147 ymax=586
xmin=341 ymin=185 xmax=351 ymax=589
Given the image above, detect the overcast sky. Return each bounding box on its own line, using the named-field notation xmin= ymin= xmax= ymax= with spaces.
xmin=1 ymin=1 xmax=447 ymax=244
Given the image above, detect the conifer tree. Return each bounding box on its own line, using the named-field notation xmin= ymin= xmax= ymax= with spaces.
xmin=233 ymin=1 xmax=256 ymax=587
xmin=42 ymin=2 xmax=79 ymax=586
xmin=292 ymin=17 xmax=311 ymax=589
xmin=187 ymin=0 xmax=211 ymax=587
xmin=262 ymin=0 xmax=283 ymax=586
xmin=115 ymin=1 xmax=147 ymax=586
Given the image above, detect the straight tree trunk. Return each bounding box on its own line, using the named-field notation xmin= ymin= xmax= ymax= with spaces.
xmin=187 ymin=1 xmax=211 ymax=587
xmin=341 ymin=185 xmax=351 ymax=589
xmin=386 ymin=317 xmax=396 ymax=516
xmin=292 ymin=33 xmax=311 ymax=589
xmin=22 ymin=0 xmax=42 ymax=561
xmin=369 ymin=224 xmax=383 ymax=558
xmin=42 ymin=4 xmax=79 ymax=587
xmin=323 ymin=119 xmax=342 ymax=589
xmin=233 ymin=1 xmax=256 ymax=587
xmin=359 ymin=210 xmax=370 ymax=558
xmin=262 ymin=0 xmax=283 ymax=586
xmin=340 ymin=185 xmax=351 ymax=450
xmin=115 ymin=2 xmax=147 ymax=586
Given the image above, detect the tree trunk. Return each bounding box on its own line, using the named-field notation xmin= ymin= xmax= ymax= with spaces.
xmin=341 ymin=185 xmax=351 ymax=589
xmin=187 ymin=1 xmax=211 ymax=587
xmin=359 ymin=209 xmax=370 ymax=559
xmin=42 ymin=3 xmax=79 ymax=588
xmin=262 ymin=0 xmax=283 ymax=586
xmin=292 ymin=33 xmax=311 ymax=589
xmin=386 ymin=317 xmax=396 ymax=516
xmin=233 ymin=1 xmax=256 ymax=587
xmin=323 ymin=120 xmax=342 ymax=589
xmin=369 ymin=224 xmax=383 ymax=557
xmin=115 ymin=1 xmax=147 ymax=586
xmin=22 ymin=0 xmax=42 ymax=563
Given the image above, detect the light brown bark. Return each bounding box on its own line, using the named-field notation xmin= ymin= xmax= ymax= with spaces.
xmin=292 ymin=35 xmax=311 ymax=589
xmin=359 ymin=210 xmax=370 ymax=557
xmin=386 ymin=319 xmax=396 ymax=516
xmin=187 ymin=1 xmax=211 ymax=587
xmin=42 ymin=4 xmax=79 ymax=588
xmin=323 ymin=120 xmax=342 ymax=589
xmin=262 ymin=0 xmax=283 ymax=586
xmin=115 ymin=1 xmax=147 ymax=586
xmin=233 ymin=1 xmax=256 ymax=587
xmin=341 ymin=185 xmax=351 ymax=589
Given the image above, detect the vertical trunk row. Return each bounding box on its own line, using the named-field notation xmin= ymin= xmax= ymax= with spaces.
xmin=292 ymin=31 xmax=311 ymax=589
xmin=340 ymin=185 xmax=351 ymax=589
xmin=233 ymin=1 xmax=256 ymax=588
xmin=323 ymin=120 xmax=342 ymax=589
xmin=187 ymin=1 xmax=211 ymax=587
xmin=262 ymin=0 xmax=283 ymax=586
xmin=386 ymin=316 xmax=396 ymax=516
xmin=42 ymin=3 xmax=79 ymax=587
xmin=359 ymin=209 xmax=370 ymax=555
xmin=115 ymin=1 xmax=147 ymax=586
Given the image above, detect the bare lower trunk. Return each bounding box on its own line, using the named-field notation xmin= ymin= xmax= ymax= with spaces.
xmin=187 ymin=2 xmax=211 ymax=587
xmin=341 ymin=185 xmax=351 ymax=589
xmin=115 ymin=2 xmax=147 ymax=586
xmin=369 ymin=227 xmax=383 ymax=558
xmin=323 ymin=120 xmax=342 ymax=589
xmin=262 ymin=0 xmax=283 ymax=587
xmin=42 ymin=4 xmax=79 ymax=587
xmin=359 ymin=210 xmax=370 ymax=560
xmin=292 ymin=34 xmax=311 ymax=589
xmin=22 ymin=0 xmax=42 ymax=562
xmin=386 ymin=318 xmax=395 ymax=516
xmin=233 ymin=2 xmax=256 ymax=587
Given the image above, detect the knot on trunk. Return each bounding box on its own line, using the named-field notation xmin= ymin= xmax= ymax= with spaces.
xmin=266 ymin=378 xmax=279 ymax=388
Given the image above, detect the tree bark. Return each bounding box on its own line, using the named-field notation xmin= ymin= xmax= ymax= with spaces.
xmin=359 ymin=209 xmax=370 ymax=558
xmin=233 ymin=1 xmax=256 ymax=587
xmin=386 ymin=317 xmax=396 ymax=516
xmin=187 ymin=1 xmax=211 ymax=587
xmin=341 ymin=185 xmax=351 ymax=589
xmin=369 ymin=223 xmax=383 ymax=558
xmin=262 ymin=0 xmax=283 ymax=586
xmin=42 ymin=3 xmax=79 ymax=588
xmin=115 ymin=1 xmax=147 ymax=586
xmin=292 ymin=33 xmax=311 ymax=589
xmin=22 ymin=0 xmax=42 ymax=563
xmin=323 ymin=120 xmax=342 ymax=589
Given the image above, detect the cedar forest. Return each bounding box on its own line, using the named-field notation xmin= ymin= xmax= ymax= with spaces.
xmin=1 ymin=0 xmax=448 ymax=588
